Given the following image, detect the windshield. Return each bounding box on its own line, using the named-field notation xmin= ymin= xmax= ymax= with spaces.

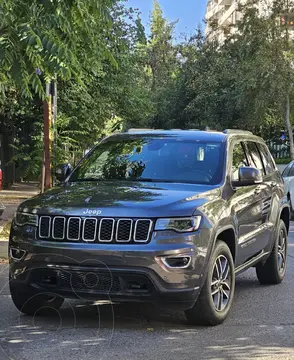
xmin=69 ymin=136 xmax=225 ymax=185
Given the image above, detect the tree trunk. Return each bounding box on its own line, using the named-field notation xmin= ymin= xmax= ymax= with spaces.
xmin=284 ymin=0 xmax=293 ymax=159
xmin=285 ymin=91 xmax=294 ymax=159
xmin=43 ymin=84 xmax=52 ymax=190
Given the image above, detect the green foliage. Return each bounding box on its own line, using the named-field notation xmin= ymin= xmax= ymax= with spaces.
xmin=0 ymin=0 xmax=117 ymax=99
xmin=138 ymin=0 xmax=294 ymax=140
xmin=1 ymin=1 xmax=155 ymax=181
xmin=4 ymin=0 xmax=294 ymax=181
xmin=274 ymin=157 xmax=292 ymax=164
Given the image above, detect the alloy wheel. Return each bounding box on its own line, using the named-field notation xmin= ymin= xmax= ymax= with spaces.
xmin=277 ymin=228 xmax=287 ymax=275
xmin=211 ymin=255 xmax=232 ymax=312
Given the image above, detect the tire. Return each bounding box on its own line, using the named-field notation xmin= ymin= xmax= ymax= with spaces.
xmin=185 ymin=240 xmax=235 ymax=326
xmin=10 ymin=281 xmax=64 ymax=316
xmin=256 ymin=219 xmax=288 ymax=285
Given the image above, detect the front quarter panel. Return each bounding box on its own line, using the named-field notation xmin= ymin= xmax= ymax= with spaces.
xmin=193 ymin=195 xmax=235 ymax=284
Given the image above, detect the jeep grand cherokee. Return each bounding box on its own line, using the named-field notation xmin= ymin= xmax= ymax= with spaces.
xmin=9 ymin=129 xmax=290 ymax=325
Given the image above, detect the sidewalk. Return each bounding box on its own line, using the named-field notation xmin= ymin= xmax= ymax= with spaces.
xmin=0 ymin=183 xmax=39 ymax=259
xmin=0 ymin=182 xmax=39 ymax=198
xmin=0 ymin=183 xmax=39 ymax=219
xmin=0 ymin=240 xmax=8 ymax=259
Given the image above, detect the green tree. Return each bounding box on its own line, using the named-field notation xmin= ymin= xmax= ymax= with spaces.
xmin=231 ymin=0 xmax=294 ymax=157
xmin=145 ymin=0 xmax=178 ymax=127
xmin=163 ymin=0 xmax=294 ymax=150
xmin=0 ymin=0 xmax=117 ymax=99
xmin=271 ymin=0 xmax=294 ymax=159
xmin=135 ymin=15 xmax=147 ymax=45
xmin=0 ymin=1 xmax=154 ymax=182
xmin=149 ymin=0 xmax=176 ymax=88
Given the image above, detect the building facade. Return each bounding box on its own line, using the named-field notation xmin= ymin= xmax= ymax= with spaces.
xmin=205 ymin=0 xmax=271 ymax=42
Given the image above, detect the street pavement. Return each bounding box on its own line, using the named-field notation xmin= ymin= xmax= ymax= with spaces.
xmin=0 ymin=228 xmax=294 ymax=360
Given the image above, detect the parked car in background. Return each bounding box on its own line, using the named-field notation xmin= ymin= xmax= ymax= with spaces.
xmin=282 ymin=160 xmax=294 ymax=217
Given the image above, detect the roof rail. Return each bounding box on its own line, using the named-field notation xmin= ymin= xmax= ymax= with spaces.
xmin=126 ymin=128 xmax=154 ymax=132
xmin=223 ymin=129 xmax=253 ymax=135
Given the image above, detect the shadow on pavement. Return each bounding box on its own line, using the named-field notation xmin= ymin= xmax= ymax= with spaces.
xmin=0 ymin=262 xmax=294 ymax=359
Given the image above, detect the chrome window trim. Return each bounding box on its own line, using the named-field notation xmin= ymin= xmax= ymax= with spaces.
xmin=52 ymin=216 xmax=66 ymax=240
xmin=67 ymin=217 xmax=81 ymax=241
xmin=39 ymin=216 xmax=51 ymax=239
xmin=98 ymin=218 xmax=115 ymax=242
xmin=116 ymin=219 xmax=133 ymax=243
xmin=134 ymin=219 xmax=153 ymax=243
xmin=82 ymin=218 xmax=98 ymax=242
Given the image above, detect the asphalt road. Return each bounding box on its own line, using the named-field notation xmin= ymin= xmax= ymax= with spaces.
xmin=1 ymin=228 xmax=294 ymax=360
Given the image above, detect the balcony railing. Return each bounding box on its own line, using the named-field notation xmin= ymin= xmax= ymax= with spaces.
xmin=219 ymin=0 xmax=233 ymax=6
xmin=218 ymin=1 xmax=237 ymax=26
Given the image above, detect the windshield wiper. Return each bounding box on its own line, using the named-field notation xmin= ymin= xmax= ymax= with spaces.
xmin=70 ymin=178 xmax=103 ymax=182
xmin=131 ymin=178 xmax=155 ymax=182
xmin=70 ymin=178 xmax=177 ymax=183
xmin=129 ymin=178 xmax=175 ymax=183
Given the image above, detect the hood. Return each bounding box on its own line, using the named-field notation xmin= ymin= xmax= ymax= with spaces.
xmin=19 ymin=181 xmax=221 ymax=218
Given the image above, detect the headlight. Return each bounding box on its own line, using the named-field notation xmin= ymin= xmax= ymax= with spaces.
xmin=155 ymin=216 xmax=201 ymax=233
xmin=15 ymin=212 xmax=38 ymax=227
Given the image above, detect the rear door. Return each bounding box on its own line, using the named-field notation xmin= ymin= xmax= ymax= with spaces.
xmin=257 ymin=143 xmax=283 ymax=234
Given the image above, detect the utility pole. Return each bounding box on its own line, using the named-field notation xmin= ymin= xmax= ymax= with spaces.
xmin=42 ymin=83 xmax=52 ymax=192
xmin=52 ymin=78 xmax=57 ymax=186
xmin=52 ymin=79 xmax=57 ymax=124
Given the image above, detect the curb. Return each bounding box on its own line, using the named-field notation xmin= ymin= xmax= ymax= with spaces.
xmin=0 ymin=240 xmax=8 ymax=259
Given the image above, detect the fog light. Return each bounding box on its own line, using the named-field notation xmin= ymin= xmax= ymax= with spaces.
xmin=161 ymin=255 xmax=192 ymax=269
xmin=10 ymin=248 xmax=26 ymax=261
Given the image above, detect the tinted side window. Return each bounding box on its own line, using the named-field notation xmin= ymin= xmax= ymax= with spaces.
xmin=288 ymin=164 xmax=294 ymax=177
xmin=257 ymin=143 xmax=275 ymax=175
xmin=231 ymin=142 xmax=249 ymax=181
xmin=246 ymin=142 xmax=265 ymax=175
xmin=282 ymin=163 xmax=293 ymax=177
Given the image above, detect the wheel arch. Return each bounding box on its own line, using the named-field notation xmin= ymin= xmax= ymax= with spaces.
xmin=280 ymin=206 xmax=290 ymax=234
xmin=215 ymin=226 xmax=237 ymax=263
xmin=199 ymin=225 xmax=237 ymax=291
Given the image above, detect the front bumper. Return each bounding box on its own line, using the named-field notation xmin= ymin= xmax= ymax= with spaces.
xmin=9 ymin=223 xmax=211 ymax=310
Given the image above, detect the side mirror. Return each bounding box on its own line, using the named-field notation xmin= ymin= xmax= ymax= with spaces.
xmin=232 ymin=166 xmax=262 ymax=187
xmin=55 ymin=163 xmax=72 ymax=183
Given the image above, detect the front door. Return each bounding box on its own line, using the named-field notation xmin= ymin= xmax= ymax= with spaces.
xmin=243 ymin=141 xmax=272 ymax=254
xmin=229 ymin=141 xmax=265 ymax=266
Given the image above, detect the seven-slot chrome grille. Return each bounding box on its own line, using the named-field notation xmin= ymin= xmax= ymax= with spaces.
xmin=38 ymin=216 xmax=153 ymax=244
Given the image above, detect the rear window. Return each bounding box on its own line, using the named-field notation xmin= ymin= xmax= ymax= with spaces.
xmin=257 ymin=143 xmax=276 ymax=175
xmin=245 ymin=142 xmax=265 ymax=175
xmin=282 ymin=162 xmax=293 ymax=177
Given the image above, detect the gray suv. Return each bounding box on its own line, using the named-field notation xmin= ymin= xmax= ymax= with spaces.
xmin=9 ymin=129 xmax=289 ymax=325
